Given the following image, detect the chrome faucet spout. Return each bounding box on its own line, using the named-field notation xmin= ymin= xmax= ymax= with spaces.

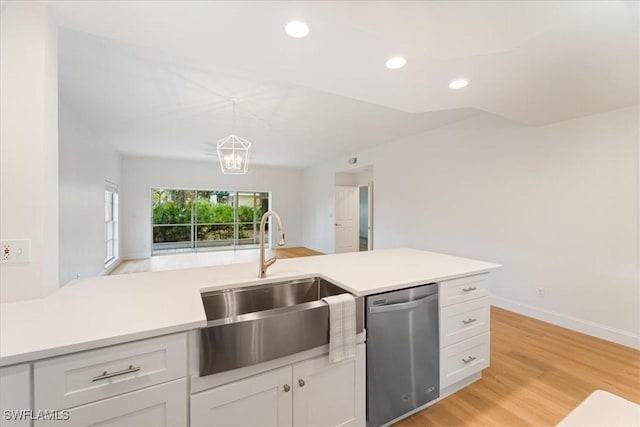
xmin=258 ymin=211 xmax=286 ymax=278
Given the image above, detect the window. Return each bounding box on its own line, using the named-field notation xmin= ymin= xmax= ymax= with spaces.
xmin=151 ymin=189 xmax=270 ymax=254
xmin=105 ymin=184 xmax=119 ymax=264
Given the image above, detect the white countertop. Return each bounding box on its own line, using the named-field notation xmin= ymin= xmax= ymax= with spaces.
xmin=556 ymin=390 xmax=640 ymax=426
xmin=0 ymin=248 xmax=500 ymax=366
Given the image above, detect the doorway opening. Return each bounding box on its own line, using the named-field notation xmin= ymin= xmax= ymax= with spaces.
xmin=359 ymin=186 xmax=369 ymax=251
xmin=334 ymin=166 xmax=373 ymax=253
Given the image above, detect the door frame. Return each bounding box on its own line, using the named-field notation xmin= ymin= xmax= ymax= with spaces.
xmin=358 ymin=182 xmax=373 ymax=251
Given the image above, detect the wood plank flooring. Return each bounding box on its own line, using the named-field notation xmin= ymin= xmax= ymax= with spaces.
xmin=396 ymin=306 xmax=640 ymax=427
xmin=110 ymin=246 xmax=324 ymax=275
xmin=274 ymin=246 xmax=325 ymax=259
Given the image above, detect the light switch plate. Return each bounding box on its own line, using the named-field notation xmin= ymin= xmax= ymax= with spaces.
xmin=1 ymin=239 xmax=31 ymax=263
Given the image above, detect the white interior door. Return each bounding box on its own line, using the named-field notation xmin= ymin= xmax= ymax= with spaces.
xmin=335 ymin=186 xmax=359 ymax=253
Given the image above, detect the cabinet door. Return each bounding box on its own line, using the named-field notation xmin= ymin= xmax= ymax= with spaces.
xmin=35 ymin=378 xmax=187 ymax=427
xmin=191 ymin=366 xmax=292 ymax=427
xmin=0 ymin=364 xmax=31 ymax=426
xmin=292 ymin=344 xmax=365 ymax=427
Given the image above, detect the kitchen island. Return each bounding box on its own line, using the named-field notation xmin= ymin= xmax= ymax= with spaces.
xmin=0 ymin=248 xmax=500 ymax=426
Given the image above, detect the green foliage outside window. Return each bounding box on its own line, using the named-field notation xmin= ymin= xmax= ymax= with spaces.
xmin=152 ymin=190 xmax=264 ymax=244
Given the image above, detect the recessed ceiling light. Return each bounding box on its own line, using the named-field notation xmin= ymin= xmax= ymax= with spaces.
xmin=385 ymin=57 xmax=407 ymax=70
xmin=449 ymin=79 xmax=469 ymax=89
xmin=285 ymin=21 xmax=309 ymax=38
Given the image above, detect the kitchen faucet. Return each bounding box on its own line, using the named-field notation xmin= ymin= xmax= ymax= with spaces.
xmin=258 ymin=210 xmax=285 ymax=278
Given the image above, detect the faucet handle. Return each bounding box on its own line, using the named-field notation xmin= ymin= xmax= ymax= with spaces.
xmin=264 ymin=257 xmax=277 ymax=269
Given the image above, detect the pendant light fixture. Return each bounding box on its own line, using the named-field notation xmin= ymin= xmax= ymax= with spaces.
xmin=217 ymin=100 xmax=251 ymax=174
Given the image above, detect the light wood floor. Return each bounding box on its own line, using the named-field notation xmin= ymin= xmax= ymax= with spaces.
xmin=110 ymin=246 xmax=324 ymax=275
xmin=274 ymin=246 xmax=325 ymax=259
xmin=396 ymin=306 xmax=640 ymax=427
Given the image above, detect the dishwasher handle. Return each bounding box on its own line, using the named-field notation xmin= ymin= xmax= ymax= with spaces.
xmin=369 ymin=293 xmax=437 ymax=314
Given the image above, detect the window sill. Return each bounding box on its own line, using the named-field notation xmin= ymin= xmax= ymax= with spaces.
xmin=102 ymin=258 xmax=121 ymax=276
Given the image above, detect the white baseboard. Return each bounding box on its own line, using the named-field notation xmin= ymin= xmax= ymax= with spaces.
xmin=491 ymin=296 xmax=640 ymax=350
xmin=120 ymin=253 xmax=150 ymax=261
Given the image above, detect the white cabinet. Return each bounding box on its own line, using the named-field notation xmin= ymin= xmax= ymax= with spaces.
xmin=440 ymin=333 xmax=489 ymax=388
xmin=440 ymin=297 xmax=490 ymax=347
xmin=439 ymin=273 xmax=488 ymax=307
xmin=191 ymin=366 xmax=292 ymax=427
xmin=439 ymin=274 xmax=490 ymax=390
xmin=31 ymin=332 xmax=188 ymax=427
xmin=0 ymin=363 xmax=31 ymax=426
xmin=293 ymin=345 xmax=365 ymax=427
xmin=36 ymin=379 xmax=187 ymax=427
xmin=34 ymin=333 xmax=187 ymax=410
xmin=191 ymin=344 xmax=365 ymax=427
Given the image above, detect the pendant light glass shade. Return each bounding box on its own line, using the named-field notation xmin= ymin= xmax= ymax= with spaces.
xmin=217 ymin=134 xmax=250 ymax=174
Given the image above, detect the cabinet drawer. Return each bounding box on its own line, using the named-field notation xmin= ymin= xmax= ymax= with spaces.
xmin=440 ymin=297 xmax=489 ymax=348
xmin=35 ymin=333 xmax=187 ymax=410
xmin=35 ymin=378 xmax=187 ymax=427
xmin=440 ymin=333 xmax=489 ymax=389
xmin=439 ymin=274 xmax=488 ymax=307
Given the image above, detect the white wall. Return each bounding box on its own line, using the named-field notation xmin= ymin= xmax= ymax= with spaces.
xmin=0 ymin=3 xmax=59 ymax=302
xmin=302 ymin=107 xmax=639 ymax=348
xmin=58 ymin=102 xmax=121 ymax=285
xmin=121 ymin=156 xmax=303 ymax=259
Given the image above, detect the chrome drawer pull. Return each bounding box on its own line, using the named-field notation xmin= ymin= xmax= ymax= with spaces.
xmin=461 ymin=356 xmax=477 ymax=364
xmin=462 ymin=286 xmax=477 ymax=293
xmin=462 ymin=318 xmax=477 ymax=325
xmin=92 ymin=365 xmax=141 ymax=382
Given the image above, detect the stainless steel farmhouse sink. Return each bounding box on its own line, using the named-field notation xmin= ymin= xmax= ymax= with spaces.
xmin=199 ymin=276 xmax=364 ymax=376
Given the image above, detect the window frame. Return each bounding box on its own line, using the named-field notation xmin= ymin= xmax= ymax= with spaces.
xmin=105 ymin=183 xmax=119 ymax=265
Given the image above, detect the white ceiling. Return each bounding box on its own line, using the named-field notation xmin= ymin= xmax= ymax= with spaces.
xmin=46 ymin=1 xmax=640 ymax=167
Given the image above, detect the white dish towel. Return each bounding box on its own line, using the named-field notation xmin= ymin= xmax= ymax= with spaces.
xmin=321 ymin=293 xmax=356 ymax=363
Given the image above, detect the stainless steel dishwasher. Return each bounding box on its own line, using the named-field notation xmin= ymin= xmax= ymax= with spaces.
xmin=366 ymin=283 xmax=439 ymax=427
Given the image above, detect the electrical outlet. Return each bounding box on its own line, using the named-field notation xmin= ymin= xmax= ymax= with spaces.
xmin=537 ymin=287 xmax=545 ymax=297
xmin=0 ymin=239 xmax=31 ymax=263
